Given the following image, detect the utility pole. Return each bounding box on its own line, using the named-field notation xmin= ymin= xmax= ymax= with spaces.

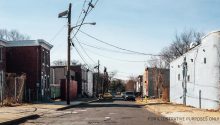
xmin=97 ymin=60 xmax=100 ymax=96
xmin=182 ymin=57 xmax=187 ymax=105
xmin=66 ymin=3 xmax=72 ymax=105
xmin=103 ymin=67 xmax=107 ymax=94
xmin=58 ymin=3 xmax=72 ymax=105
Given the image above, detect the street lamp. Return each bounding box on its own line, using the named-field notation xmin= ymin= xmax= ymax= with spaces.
xmin=70 ymin=22 xmax=96 ymax=31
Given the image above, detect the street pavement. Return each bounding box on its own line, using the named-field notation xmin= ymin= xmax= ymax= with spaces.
xmin=0 ymin=98 xmax=98 ymax=125
xmin=20 ymin=98 xmax=178 ymax=125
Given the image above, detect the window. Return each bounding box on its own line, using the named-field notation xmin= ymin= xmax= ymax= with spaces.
xmin=178 ymin=74 xmax=180 ymax=81
xmin=187 ymin=75 xmax=190 ymax=82
xmin=0 ymin=47 xmax=2 ymax=61
xmin=191 ymin=59 xmax=193 ymax=62
xmin=204 ymin=58 xmax=206 ymax=64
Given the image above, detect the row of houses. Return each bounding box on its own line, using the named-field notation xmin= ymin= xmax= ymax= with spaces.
xmin=0 ymin=38 xmax=104 ymax=103
xmin=50 ymin=65 xmax=96 ymax=100
xmin=135 ymin=31 xmax=220 ymax=110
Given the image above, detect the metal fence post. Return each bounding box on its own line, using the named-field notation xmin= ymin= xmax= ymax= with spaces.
xmin=15 ymin=78 xmax=17 ymax=102
xmin=28 ymin=88 xmax=31 ymax=102
xmin=199 ymin=90 xmax=201 ymax=109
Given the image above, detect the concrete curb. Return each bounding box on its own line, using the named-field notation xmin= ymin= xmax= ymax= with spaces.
xmin=0 ymin=114 xmax=40 ymax=125
xmin=56 ymin=99 xmax=99 ymax=111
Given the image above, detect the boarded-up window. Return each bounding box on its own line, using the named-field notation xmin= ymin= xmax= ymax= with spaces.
xmin=178 ymin=74 xmax=180 ymax=81
xmin=204 ymin=58 xmax=206 ymax=64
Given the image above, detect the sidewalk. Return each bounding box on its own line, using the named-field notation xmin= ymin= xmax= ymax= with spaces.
xmin=136 ymin=98 xmax=220 ymax=125
xmin=0 ymin=98 xmax=98 ymax=125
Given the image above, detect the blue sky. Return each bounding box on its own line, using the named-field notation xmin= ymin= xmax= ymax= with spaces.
xmin=1 ymin=0 xmax=220 ymax=79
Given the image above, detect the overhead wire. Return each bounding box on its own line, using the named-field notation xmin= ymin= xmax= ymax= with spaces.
xmin=71 ymin=0 xmax=93 ymax=40
xmin=75 ymin=0 xmax=87 ymax=25
xmin=49 ymin=25 xmax=66 ymax=43
xmin=77 ymin=39 xmax=139 ymax=54
xmin=50 ymin=25 xmax=66 ymax=53
xmin=84 ymin=47 xmax=148 ymax=62
xmin=73 ymin=44 xmax=94 ymax=71
xmin=87 ymin=0 xmax=99 ymax=14
xmin=79 ymin=30 xmax=162 ymax=56
xmin=75 ymin=37 xmax=96 ymax=64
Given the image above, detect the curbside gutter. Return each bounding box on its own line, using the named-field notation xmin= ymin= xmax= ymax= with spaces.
xmin=0 ymin=114 xmax=40 ymax=125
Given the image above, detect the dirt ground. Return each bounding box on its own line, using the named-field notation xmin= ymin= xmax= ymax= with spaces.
xmin=136 ymin=98 xmax=220 ymax=125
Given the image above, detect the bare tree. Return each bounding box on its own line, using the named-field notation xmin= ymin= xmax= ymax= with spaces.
xmin=160 ymin=29 xmax=204 ymax=65
xmin=0 ymin=29 xmax=30 ymax=41
xmin=147 ymin=56 xmax=170 ymax=100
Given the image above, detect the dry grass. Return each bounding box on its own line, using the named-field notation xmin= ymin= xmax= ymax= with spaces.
xmin=136 ymin=98 xmax=220 ymax=117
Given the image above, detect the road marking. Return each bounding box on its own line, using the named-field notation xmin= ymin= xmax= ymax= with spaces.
xmin=104 ymin=117 xmax=111 ymax=121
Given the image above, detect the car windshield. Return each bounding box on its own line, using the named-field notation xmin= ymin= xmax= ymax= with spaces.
xmin=126 ymin=92 xmax=134 ymax=95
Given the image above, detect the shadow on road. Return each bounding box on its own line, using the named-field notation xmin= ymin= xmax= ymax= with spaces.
xmin=70 ymin=99 xmax=145 ymax=109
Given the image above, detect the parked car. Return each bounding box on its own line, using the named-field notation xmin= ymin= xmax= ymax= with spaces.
xmin=103 ymin=93 xmax=113 ymax=99
xmin=123 ymin=91 xmax=135 ymax=101
xmin=121 ymin=92 xmax=126 ymax=98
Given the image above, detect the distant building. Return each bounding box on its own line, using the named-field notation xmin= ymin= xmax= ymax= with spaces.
xmin=135 ymin=75 xmax=143 ymax=95
xmin=50 ymin=65 xmax=93 ymax=98
xmin=143 ymin=67 xmax=169 ymax=100
xmin=170 ymin=31 xmax=220 ymax=109
xmin=50 ymin=66 xmax=75 ymax=99
xmin=125 ymin=80 xmax=136 ymax=92
xmin=6 ymin=39 xmax=53 ymax=102
xmin=87 ymin=70 xmax=93 ymax=97
xmin=93 ymin=73 xmax=104 ymax=96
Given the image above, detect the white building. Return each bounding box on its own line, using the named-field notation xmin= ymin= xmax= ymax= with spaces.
xmin=170 ymin=31 xmax=220 ymax=110
xmin=87 ymin=71 xmax=93 ymax=97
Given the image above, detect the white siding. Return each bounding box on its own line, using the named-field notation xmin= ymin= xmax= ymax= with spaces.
xmin=170 ymin=31 xmax=220 ymax=110
xmin=87 ymin=71 xmax=93 ymax=97
xmin=142 ymin=70 xmax=147 ymax=96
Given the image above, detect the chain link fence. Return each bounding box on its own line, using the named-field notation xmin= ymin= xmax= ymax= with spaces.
xmin=1 ymin=73 xmax=26 ymax=106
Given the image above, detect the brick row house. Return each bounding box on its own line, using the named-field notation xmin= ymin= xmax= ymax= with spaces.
xmin=0 ymin=39 xmax=6 ymax=103
xmin=0 ymin=39 xmax=53 ymax=102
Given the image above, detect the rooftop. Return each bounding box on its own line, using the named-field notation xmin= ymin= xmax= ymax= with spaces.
xmin=6 ymin=39 xmax=53 ymax=50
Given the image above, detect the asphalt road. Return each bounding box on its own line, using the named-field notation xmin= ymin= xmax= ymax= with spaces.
xmin=20 ymin=98 xmax=178 ymax=125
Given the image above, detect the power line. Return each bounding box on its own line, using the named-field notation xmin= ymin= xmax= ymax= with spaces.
xmin=71 ymin=0 xmax=94 ymax=40
xmin=79 ymin=30 xmax=162 ymax=56
xmin=85 ymin=47 xmax=148 ymax=62
xmin=75 ymin=37 xmax=96 ymax=64
xmin=87 ymin=0 xmax=99 ymax=14
xmin=49 ymin=25 xmax=66 ymax=43
xmin=75 ymin=0 xmax=87 ymax=25
xmin=73 ymin=44 xmax=94 ymax=71
xmin=77 ymin=39 xmax=139 ymax=54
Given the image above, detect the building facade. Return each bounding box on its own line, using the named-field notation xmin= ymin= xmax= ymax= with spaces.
xmin=6 ymin=39 xmax=53 ymax=102
xmin=170 ymin=31 xmax=220 ymax=109
xmin=50 ymin=65 xmax=93 ymax=98
xmin=143 ymin=67 xmax=169 ymax=99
